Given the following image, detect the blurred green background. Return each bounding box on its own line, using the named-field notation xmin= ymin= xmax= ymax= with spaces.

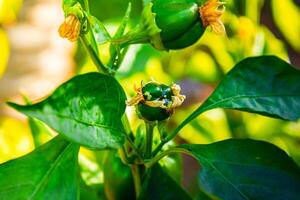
xmin=0 ymin=0 xmax=300 ymax=198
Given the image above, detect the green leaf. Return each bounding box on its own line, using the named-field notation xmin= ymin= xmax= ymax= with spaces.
xmin=113 ymin=2 xmax=132 ymax=39
xmin=88 ymin=15 xmax=111 ymax=44
xmin=181 ymin=139 xmax=300 ymax=200
xmin=8 ymin=72 xmax=127 ymax=149
xmin=0 ymin=136 xmax=79 ymax=199
xmin=108 ymin=2 xmax=132 ymax=68
xmin=175 ymin=56 xmax=300 ymax=134
xmin=22 ymin=94 xmax=52 ymax=148
xmin=28 ymin=117 xmax=52 ymax=147
xmin=138 ymin=164 xmax=191 ymax=200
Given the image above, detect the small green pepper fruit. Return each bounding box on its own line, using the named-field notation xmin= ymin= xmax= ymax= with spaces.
xmin=116 ymin=0 xmax=225 ymax=50
xmin=103 ymin=151 xmax=135 ymax=200
xmin=127 ymin=81 xmax=186 ymax=122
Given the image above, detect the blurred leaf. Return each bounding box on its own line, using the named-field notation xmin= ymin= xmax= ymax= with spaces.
xmin=181 ymin=139 xmax=300 ymax=200
xmin=143 ymin=0 xmax=152 ymax=7
xmin=80 ymin=178 xmax=106 ymax=200
xmin=0 ymin=0 xmax=22 ymax=24
xmin=175 ymin=56 xmax=300 ymax=134
xmin=138 ymin=164 xmax=192 ymax=200
xmin=0 ymin=29 xmax=9 ymax=77
xmin=0 ymin=117 xmax=33 ymax=163
xmin=89 ymin=0 xmax=143 ymax=21
xmin=272 ymin=0 xmax=300 ymax=52
xmin=159 ymin=152 xmax=183 ymax=184
xmin=103 ymin=151 xmax=135 ymax=200
xmin=0 ymin=136 xmax=79 ymax=199
xmin=8 ymin=73 xmax=127 ymax=150
xmin=117 ymin=45 xmax=161 ymax=78
xmin=245 ymin=0 xmax=264 ymax=23
xmin=195 ymin=190 xmax=218 ymax=200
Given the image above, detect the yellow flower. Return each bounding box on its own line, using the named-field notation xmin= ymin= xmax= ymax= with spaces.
xmin=199 ymin=0 xmax=226 ymax=35
xmin=58 ymin=15 xmax=81 ymax=42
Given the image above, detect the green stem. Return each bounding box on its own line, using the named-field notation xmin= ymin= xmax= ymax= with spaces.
xmin=81 ymin=18 xmax=144 ymax=197
xmin=146 ymin=147 xmax=192 ymax=169
xmin=131 ymin=165 xmax=142 ymax=198
xmin=121 ymin=115 xmax=141 ymax=157
xmin=83 ymin=0 xmax=90 ymax=13
xmin=80 ymin=35 xmax=109 ymax=74
xmin=111 ymin=25 xmax=149 ymax=48
xmin=118 ymin=147 xmax=129 ymax=165
xmin=151 ymin=140 xmax=167 ymax=157
xmin=145 ymin=122 xmax=155 ymax=159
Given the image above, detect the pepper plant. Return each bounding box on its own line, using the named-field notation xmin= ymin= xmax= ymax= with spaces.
xmin=1 ymin=0 xmax=300 ymax=199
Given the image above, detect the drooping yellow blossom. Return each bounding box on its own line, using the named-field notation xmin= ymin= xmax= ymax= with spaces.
xmin=58 ymin=14 xmax=81 ymax=42
xmin=200 ymin=0 xmax=226 ymax=35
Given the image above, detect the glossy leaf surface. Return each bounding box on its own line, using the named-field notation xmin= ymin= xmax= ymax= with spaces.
xmin=175 ymin=56 xmax=300 ymax=134
xmin=0 ymin=136 xmax=79 ymax=199
xmin=88 ymin=15 xmax=111 ymax=44
xmin=181 ymin=139 xmax=300 ymax=200
xmin=9 ymin=73 xmax=127 ymax=149
xmin=138 ymin=164 xmax=191 ymax=200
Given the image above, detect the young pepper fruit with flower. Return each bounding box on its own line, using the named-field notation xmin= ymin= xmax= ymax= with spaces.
xmin=2 ymin=0 xmax=300 ymax=200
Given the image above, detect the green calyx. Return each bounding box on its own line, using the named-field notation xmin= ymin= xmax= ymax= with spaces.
xmin=62 ymin=2 xmax=88 ymax=34
xmin=141 ymin=3 xmax=165 ymax=50
xmin=63 ymin=2 xmax=84 ymax=20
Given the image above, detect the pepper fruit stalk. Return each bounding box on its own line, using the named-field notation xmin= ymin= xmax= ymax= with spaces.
xmin=112 ymin=0 xmax=226 ymax=50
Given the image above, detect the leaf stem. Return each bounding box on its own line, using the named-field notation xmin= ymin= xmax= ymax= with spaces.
xmin=80 ymin=35 xmax=110 ymax=74
xmin=152 ymin=105 xmax=210 ymax=156
xmin=146 ymin=147 xmax=192 ymax=169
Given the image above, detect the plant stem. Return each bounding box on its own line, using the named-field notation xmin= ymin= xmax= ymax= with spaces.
xmin=81 ymin=16 xmax=144 ymax=197
xmin=118 ymin=146 xmax=129 ymax=165
xmin=83 ymin=0 xmax=90 ymax=13
xmin=131 ymin=164 xmax=142 ymax=198
xmin=145 ymin=122 xmax=155 ymax=159
xmin=146 ymin=147 xmax=192 ymax=169
xmin=151 ymin=140 xmax=167 ymax=157
xmin=80 ymin=35 xmax=109 ymax=74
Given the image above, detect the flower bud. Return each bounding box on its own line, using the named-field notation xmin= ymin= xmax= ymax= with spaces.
xmin=58 ymin=2 xmax=86 ymax=42
xmin=58 ymin=15 xmax=81 ymax=42
xmin=127 ymin=81 xmax=186 ymax=121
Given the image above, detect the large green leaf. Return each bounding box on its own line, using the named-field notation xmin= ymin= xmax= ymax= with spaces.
xmin=8 ymin=73 xmax=127 ymax=149
xmin=175 ymin=56 xmax=300 ymax=134
xmin=0 ymin=136 xmax=79 ymax=199
xmin=181 ymin=139 xmax=300 ymax=200
xmin=138 ymin=164 xmax=191 ymax=200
